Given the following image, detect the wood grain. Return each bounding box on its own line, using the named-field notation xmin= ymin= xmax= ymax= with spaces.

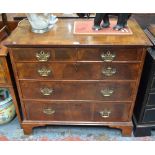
xmin=4 ymin=19 xmax=152 ymax=136
xmin=3 ymin=19 xmax=151 ymax=46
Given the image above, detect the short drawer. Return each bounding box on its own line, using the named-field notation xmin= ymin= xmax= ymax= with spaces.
xmin=142 ymin=108 xmax=155 ymax=123
xmin=24 ymin=101 xmax=93 ymax=121
xmin=24 ymin=100 xmax=130 ymax=122
xmin=16 ymin=62 xmax=140 ymax=80
xmin=77 ymin=47 xmax=142 ymax=62
xmin=11 ymin=48 xmax=77 ymax=62
xmin=20 ymin=81 xmax=135 ymax=101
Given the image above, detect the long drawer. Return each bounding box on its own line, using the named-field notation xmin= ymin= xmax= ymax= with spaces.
xmin=12 ymin=47 xmax=142 ymax=62
xmin=16 ymin=62 xmax=140 ymax=80
xmin=24 ymin=100 xmax=131 ymax=122
xmin=20 ymin=81 xmax=135 ymax=101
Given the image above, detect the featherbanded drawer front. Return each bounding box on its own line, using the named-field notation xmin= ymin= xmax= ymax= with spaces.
xmin=15 ymin=62 xmax=140 ymax=80
xmin=20 ymin=81 xmax=135 ymax=101
xmin=4 ymin=19 xmax=151 ymax=136
xmin=12 ymin=47 xmax=142 ymax=62
xmin=24 ymin=101 xmax=131 ymax=122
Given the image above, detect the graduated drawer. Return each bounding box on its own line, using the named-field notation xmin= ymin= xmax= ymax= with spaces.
xmin=20 ymin=81 xmax=135 ymax=101
xmin=11 ymin=48 xmax=77 ymax=62
xmin=11 ymin=47 xmax=143 ymax=62
xmin=77 ymin=47 xmax=143 ymax=62
xmin=16 ymin=62 xmax=140 ymax=80
xmin=24 ymin=100 xmax=130 ymax=122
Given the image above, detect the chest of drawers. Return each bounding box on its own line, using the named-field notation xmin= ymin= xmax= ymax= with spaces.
xmin=3 ymin=19 xmax=151 ymax=136
xmin=133 ymin=25 xmax=155 ymax=136
xmin=0 ymin=45 xmax=21 ymax=124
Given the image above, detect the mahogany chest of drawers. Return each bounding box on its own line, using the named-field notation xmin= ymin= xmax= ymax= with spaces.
xmin=3 ymin=19 xmax=151 ymax=136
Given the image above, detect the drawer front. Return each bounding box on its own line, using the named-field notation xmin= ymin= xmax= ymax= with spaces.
xmin=12 ymin=48 xmax=77 ymax=62
xmin=151 ymin=63 xmax=155 ymax=76
xmin=12 ymin=47 xmax=142 ymax=62
xmin=24 ymin=101 xmax=130 ymax=122
xmin=142 ymin=108 xmax=155 ymax=123
xmin=16 ymin=62 xmax=140 ymax=80
xmin=146 ymin=93 xmax=155 ymax=106
xmin=151 ymin=78 xmax=155 ymax=90
xmin=20 ymin=81 xmax=135 ymax=101
xmin=25 ymin=101 xmax=93 ymax=121
xmin=77 ymin=47 xmax=142 ymax=61
xmin=94 ymin=102 xmax=131 ymax=122
xmin=0 ymin=58 xmax=7 ymax=84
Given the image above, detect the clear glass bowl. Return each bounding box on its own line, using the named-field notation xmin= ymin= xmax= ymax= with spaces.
xmin=26 ymin=13 xmax=53 ymax=33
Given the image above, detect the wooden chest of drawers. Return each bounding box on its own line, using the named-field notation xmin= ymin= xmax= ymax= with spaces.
xmin=133 ymin=25 xmax=155 ymax=136
xmin=0 ymin=46 xmax=13 ymax=86
xmin=0 ymin=45 xmax=21 ymax=124
xmin=3 ymin=19 xmax=151 ymax=136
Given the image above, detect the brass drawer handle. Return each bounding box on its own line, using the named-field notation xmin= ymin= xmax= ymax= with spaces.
xmin=43 ymin=108 xmax=55 ymax=115
xmin=101 ymin=51 xmax=115 ymax=62
xmin=101 ymin=88 xmax=114 ymax=97
xmin=36 ymin=51 xmax=50 ymax=62
xmin=99 ymin=109 xmax=111 ymax=118
xmin=102 ymin=67 xmax=116 ymax=76
xmin=40 ymin=88 xmax=54 ymax=96
xmin=38 ymin=67 xmax=51 ymax=77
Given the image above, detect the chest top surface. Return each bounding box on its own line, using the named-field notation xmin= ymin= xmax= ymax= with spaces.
xmin=3 ymin=19 xmax=152 ymax=47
